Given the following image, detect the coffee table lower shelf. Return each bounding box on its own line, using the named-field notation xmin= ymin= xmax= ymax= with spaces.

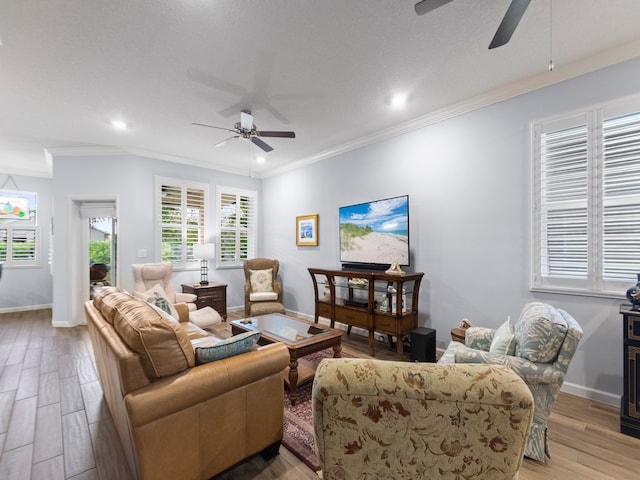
xmin=230 ymin=313 xmax=343 ymax=405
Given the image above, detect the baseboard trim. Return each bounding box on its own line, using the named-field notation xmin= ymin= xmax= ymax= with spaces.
xmin=561 ymin=381 xmax=620 ymax=408
xmin=0 ymin=304 xmax=52 ymax=315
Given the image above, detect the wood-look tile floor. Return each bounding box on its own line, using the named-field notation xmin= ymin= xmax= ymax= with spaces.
xmin=1 ymin=308 xmax=640 ymax=479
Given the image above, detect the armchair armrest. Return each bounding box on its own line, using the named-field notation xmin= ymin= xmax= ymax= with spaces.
xmin=175 ymin=292 xmax=196 ymax=304
xmin=452 ymin=343 xmax=561 ymax=385
xmin=465 ymin=326 xmax=495 ymax=351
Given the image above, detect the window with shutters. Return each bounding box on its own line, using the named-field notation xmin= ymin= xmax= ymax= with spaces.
xmin=216 ymin=187 xmax=257 ymax=268
xmin=0 ymin=190 xmax=39 ymax=268
xmin=156 ymin=177 xmax=208 ymax=268
xmin=532 ymin=97 xmax=640 ymax=296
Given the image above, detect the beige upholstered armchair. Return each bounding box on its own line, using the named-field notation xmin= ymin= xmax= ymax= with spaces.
xmin=243 ymin=258 xmax=286 ymax=316
xmin=313 ymin=359 xmax=534 ymax=480
xmin=439 ymin=302 xmax=583 ymax=463
xmin=132 ymin=262 xmax=222 ymax=329
xmin=132 ymin=262 xmax=197 ymax=310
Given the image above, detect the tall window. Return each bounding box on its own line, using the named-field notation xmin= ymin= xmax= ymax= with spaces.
xmin=0 ymin=190 xmax=39 ymax=268
xmin=156 ymin=177 xmax=208 ymax=268
xmin=216 ymin=187 xmax=257 ymax=268
xmin=533 ymin=97 xmax=640 ymax=296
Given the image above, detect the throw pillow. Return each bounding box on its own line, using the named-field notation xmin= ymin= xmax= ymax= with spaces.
xmin=142 ymin=283 xmax=179 ymax=320
xmin=192 ymin=331 xmax=262 ymax=365
xmin=489 ymin=319 xmax=517 ymax=355
xmin=250 ymin=269 xmax=273 ymax=293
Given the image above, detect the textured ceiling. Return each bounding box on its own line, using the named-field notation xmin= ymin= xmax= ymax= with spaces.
xmin=1 ymin=0 xmax=640 ymax=178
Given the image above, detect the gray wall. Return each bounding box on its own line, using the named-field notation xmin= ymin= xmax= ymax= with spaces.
xmin=50 ymin=154 xmax=260 ymax=326
xmin=0 ymin=174 xmax=53 ymax=311
xmin=261 ymin=56 xmax=640 ymax=405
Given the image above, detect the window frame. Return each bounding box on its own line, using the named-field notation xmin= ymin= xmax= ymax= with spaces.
xmin=0 ymin=189 xmax=39 ymax=268
xmin=531 ymin=95 xmax=640 ymax=298
xmin=155 ymin=176 xmax=209 ymax=270
xmin=215 ymin=186 xmax=258 ymax=269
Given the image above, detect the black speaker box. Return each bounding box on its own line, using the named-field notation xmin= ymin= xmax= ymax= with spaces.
xmin=410 ymin=327 xmax=436 ymax=362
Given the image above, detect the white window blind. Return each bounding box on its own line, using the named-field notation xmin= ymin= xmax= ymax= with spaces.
xmin=602 ymin=111 xmax=640 ymax=284
xmin=533 ymin=98 xmax=640 ymax=296
xmin=156 ymin=177 xmax=208 ymax=267
xmin=0 ymin=226 xmax=39 ymax=267
xmin=216 ymin=187 xmax=257 ymax=268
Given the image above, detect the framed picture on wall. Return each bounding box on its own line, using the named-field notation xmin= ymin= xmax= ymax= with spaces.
xmin=296 ymin=214 xmax=318 ymax=246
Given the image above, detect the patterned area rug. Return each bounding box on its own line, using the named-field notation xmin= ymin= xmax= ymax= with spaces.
xmin=282 ymin=348 xmax=352 ymax=472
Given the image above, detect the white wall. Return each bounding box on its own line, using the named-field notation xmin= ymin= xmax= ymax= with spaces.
xmin=261 ymin=56 xmax=640 ymax=405
xmin=50 ymin=154 xmax=261 ymax=326
xmin=0 ymin=174 xmax=53 ymax=312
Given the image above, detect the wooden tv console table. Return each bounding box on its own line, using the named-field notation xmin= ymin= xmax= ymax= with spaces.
xmin=308 ymin=267 xmax=424 ymax=358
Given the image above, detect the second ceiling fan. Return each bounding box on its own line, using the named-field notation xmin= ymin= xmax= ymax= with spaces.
xmin=193 ymin=110 xmax=295 ymax=153
xmin=415 ymin=0 xmax=531 ymax=49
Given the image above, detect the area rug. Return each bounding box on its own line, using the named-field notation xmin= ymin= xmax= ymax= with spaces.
xmin=281 ymin=348 xmax=352 ymax=472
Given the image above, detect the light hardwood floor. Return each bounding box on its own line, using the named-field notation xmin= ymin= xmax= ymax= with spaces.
xmin=1 ymin=308 xmax=639 ymax=479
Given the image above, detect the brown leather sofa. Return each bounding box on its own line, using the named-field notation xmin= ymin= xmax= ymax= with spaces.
xmin=84 ymin=287 xmax=290 ymax=480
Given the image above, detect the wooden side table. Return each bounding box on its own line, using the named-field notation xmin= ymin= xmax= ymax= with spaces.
xmin=450 ymin=327 xmax=467 ymax=344
xmin=182 ymin=283 xmax=227 ymax=321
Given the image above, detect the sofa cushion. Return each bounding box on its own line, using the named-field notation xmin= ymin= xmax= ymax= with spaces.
xmin=489 ymin=319 xmax=517 ymax=355
xmin=249 ymin=291 xmax=278 ymax=302
xmin=514 ymin=302 xmax=568 ymax=363
xmin=92 ymin=287 xmax=135 ymax=325
xmin=192 ymin=331 xmax=261 ymax=365
xmin=250 ymin=269 xmax=273 ymax=293
xmin=109 ymin=295 xmax=195 ymax=379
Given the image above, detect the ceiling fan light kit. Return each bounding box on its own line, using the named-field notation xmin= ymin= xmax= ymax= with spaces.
xmin=193 ymin=110 xmax=295 ymax=153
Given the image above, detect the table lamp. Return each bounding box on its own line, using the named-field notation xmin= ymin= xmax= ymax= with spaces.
xmin=193 ymin=243 xmax=215 ymax=285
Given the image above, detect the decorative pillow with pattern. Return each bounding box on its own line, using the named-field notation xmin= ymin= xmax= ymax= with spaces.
xmin=249 ymin=269 xmax=273 ymax=293
xmin=192 ymin=331 xmax=262 ymax=364
xmin=140 ymin=283 xmax=179 ymax=320
xmin=489 ymin=319 xmax=517 ymax=355
xmin=514 ymin=302 xmax=568 ymax=363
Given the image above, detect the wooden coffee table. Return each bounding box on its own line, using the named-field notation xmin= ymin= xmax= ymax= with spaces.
xmin=230 ymin=313 xmax=342 ymax=405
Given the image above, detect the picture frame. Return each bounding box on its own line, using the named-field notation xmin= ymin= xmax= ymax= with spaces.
xmin=296 ymin=214 xmax=319 ymax=246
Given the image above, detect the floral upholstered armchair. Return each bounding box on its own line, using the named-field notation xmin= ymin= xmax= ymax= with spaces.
xmin=313 ymin=359 xmax=534 ymax=480
xmin=439 ymin=302 xmax=583 ymax=462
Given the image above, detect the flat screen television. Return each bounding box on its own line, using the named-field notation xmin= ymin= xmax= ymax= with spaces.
xmin=339 ymin=194 xmax=410 ymax=270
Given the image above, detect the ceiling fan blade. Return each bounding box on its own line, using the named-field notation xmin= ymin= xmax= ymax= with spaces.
xmin=192 ymin=122 xmax=235 ymax=133
xmin=414 ymin=0 xmax=454 ymax=16
xmin=250 ymin=136 xmax=274 ymax=153
xmin=489 ymin=0 xmax=531 ymax=49
xmin=256 ymin=131 xmax=296 ymax=138
xmin=215 ymin=136 xmax=239 ymax=148
xmin=240 ymin=111 xmax=254 ymax=130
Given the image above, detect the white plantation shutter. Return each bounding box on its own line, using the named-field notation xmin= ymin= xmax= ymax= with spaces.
xmin=217 ymin=187 xmax=257 ymax=267
xmin=157 ymin=177 xmax=208 ymax=266
xmin=0 ymin=226 xmax=39 ymax=266
xmin=602 ymin=111 xmax=640 ymax=284
xmin=533 ymin=98 xmax=640 ymax=296
xmin=540 ymin=122 xmax=589 ymax=280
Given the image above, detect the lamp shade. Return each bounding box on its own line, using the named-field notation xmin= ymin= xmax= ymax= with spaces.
xmin=193 ymin=243 xmax=215 ymax=260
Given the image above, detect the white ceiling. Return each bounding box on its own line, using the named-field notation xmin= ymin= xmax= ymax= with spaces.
xmin=1 ymin=0 xmax=640 ymax=178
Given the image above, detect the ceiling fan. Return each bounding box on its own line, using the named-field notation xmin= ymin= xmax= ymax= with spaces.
xmin=193 ymin=110 xmax=295 ymax=153
xmin=414 ymin=0 xmax=531 ymax=49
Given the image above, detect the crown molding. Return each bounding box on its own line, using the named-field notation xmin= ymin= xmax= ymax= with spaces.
xmin=264 ymin=40 xmax=640 ymax=179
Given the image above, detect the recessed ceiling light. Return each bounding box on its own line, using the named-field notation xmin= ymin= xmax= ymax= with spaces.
xmin=256 ymin=156 xmax=266 ymax=164
xmin=110 ymin=119 xmax=129 ymax=130
xmin=390 ymin=93 xmax=407 ymax=108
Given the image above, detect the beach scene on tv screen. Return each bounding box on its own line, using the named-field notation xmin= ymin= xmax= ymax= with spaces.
xmin=340 ymin=196 xmax=409 ymax=265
